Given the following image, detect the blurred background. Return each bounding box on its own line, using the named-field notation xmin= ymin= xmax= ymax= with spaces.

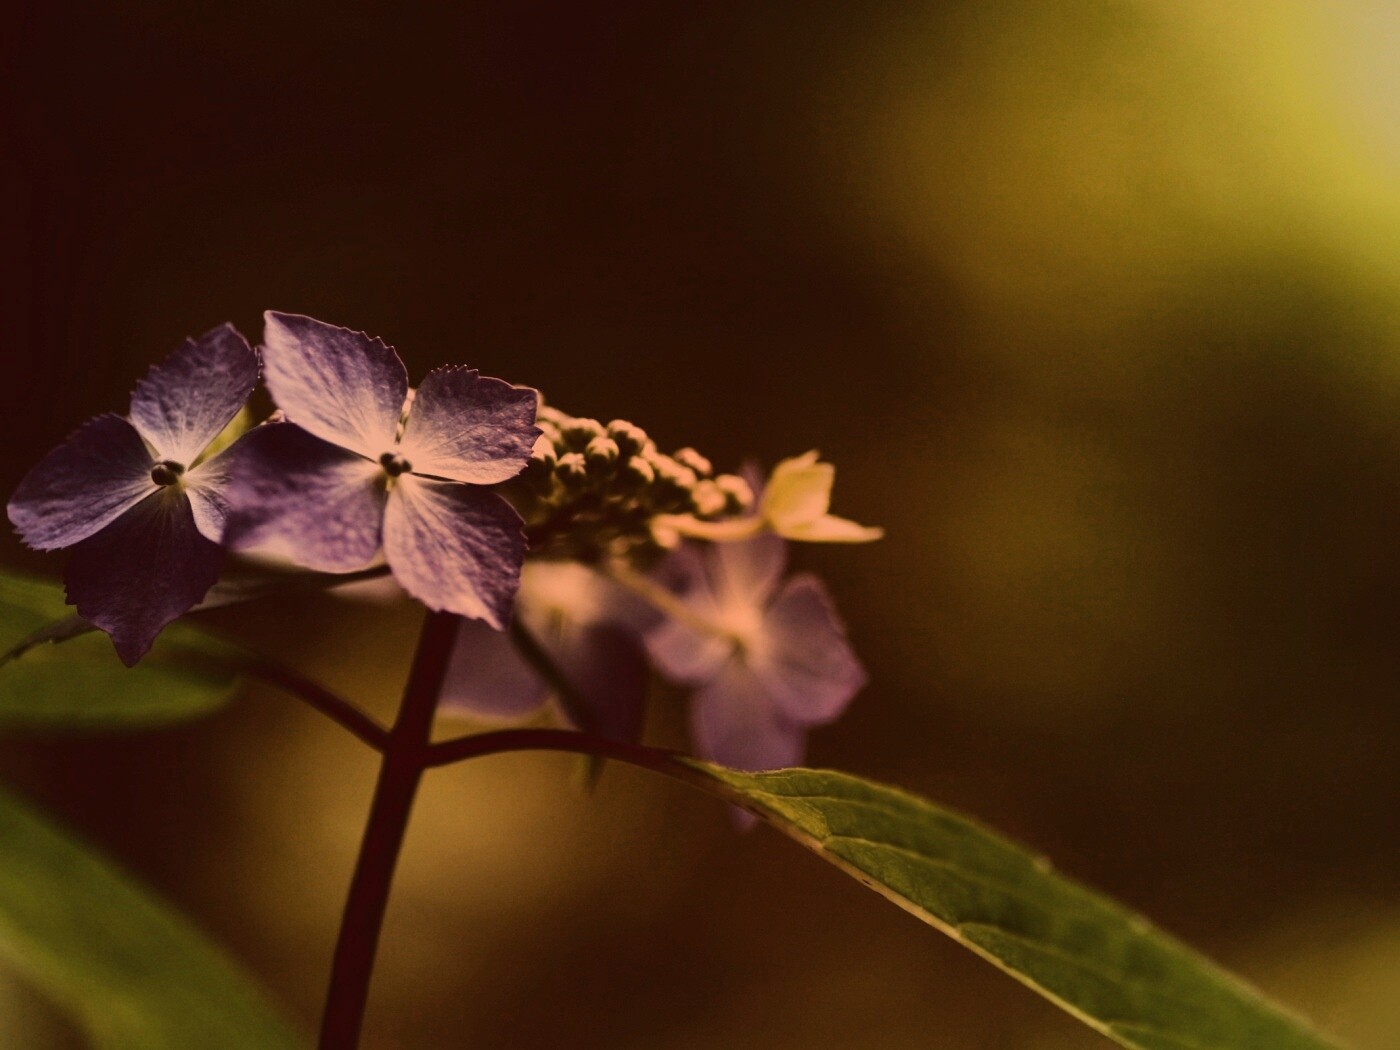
xmin=2 ymin=0 xmax=1398 ymax=1046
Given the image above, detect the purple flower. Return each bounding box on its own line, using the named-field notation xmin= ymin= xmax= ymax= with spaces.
xmin=7 ymin=325 xmax=259 ymax=665
xmin=224 ymin=312 xmax=539 ymax=628
xmin=440 ymin=561 xmax=658 ymax=741
xmin=646 ymin=533 xmax=865 ymax=770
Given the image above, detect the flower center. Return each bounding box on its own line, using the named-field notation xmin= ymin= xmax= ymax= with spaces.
xmin=150 ymin=460 xmax=185 ymax=486
xmin=379 ymin=451 xmax=412 ymax=477
xmin=716 ymin=601 xmax=766 ymax=652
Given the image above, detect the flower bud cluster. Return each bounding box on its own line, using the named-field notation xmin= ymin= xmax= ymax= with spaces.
xmin=509 ymin=403 xmax=754 ymax=561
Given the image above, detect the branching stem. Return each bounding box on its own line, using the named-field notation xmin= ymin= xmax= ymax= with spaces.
xmin=246 ymin=661 xmax=388 ymax=750
xmin=313 ymin=615 xmax=721 ymax=1049
xmin=317 ymin=610 xmax=459 ymax=1049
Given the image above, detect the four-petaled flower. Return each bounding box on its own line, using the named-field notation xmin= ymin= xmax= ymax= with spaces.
xmin=645 ymin=533 xmax=866 ymax=770
xmin=7 ymin=326 xmax=259 ymax=664
xmin=224 ymin=312 xmax=539 ymax=628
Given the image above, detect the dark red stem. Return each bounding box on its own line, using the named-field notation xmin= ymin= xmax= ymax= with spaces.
xmin=317 ymin=610 xmax=459 ymax=1049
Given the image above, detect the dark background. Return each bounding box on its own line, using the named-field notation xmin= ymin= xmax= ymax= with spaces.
xmin=3 ymin=1 xmax=1398 ymax=1046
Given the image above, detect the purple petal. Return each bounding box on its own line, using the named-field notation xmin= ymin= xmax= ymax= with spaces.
xmin=182 ymin=447 xmax=237 ymax=543
xmin=65 ymin=490 xmax=224 ymax=666
xmin=128 ymin=324 xmax=259 ymax=466
xmin=222 ymin=422 xmax=386 ymax=571
xmin=749 ymin=574 xmax=866 ymax=725
xmin=646 ymin=616 xmax=732 ymax=685
xmin=397 ymin=367 xmax=539 ymax=484
xmin=540 ymin=622 xmax=649 ymax=742
xmin=690 ymin=662 xmax=806 ymax=771
xmin=439 ymin=562 xmax=655 ymax=731
xmin=710 ymin=532 xmax=786 ymax=608
xmin=440 ymin=616 xmax=549 ymax=718
xmin=644 ymin=547 xmax=733 ymax=684
xmin=382 ymin=475 xmax=524 ymax=628
xmin=261 ymin=312 xmax=408 ymax=458
xmin=8 ymin=415 xmax=156 ymax=551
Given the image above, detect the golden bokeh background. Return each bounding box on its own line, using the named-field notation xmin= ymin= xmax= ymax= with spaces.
xmin=2 ymin=1 xmax=1397 ymax=1046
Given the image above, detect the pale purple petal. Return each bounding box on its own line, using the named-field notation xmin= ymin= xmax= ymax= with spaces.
xmin=183 ymin=448 xmax=236 ymax=543
xmin=540 ymin=622 xmax=649 ymax=742
xmin=382 ymin=475 xmax=525 ymax=628
xmin=440 ymin=616 xmax=549 ymax=718
xmin=8 ymin=415 xmax=156 ymax=551
xmin=440 ymin=563 xmax=654 ymax=731
xmin=710 ymin=532 xmax=786 ymax=608
xmin=644 ymin=547 xmax=733 ymax=684
xmin=65 ymin=490 xmax=223 ymax=666
xmin=222 ymin=423 xmax=386 ymax=571
xmin=749 ymin=573 xmax=866 ymax=725
xmin=646 ymin=617 xmax=732 ymax=685
xmin=261 ymin=312 xmax=408 ymax=458
xmin=397 ymin=367 xmax=539 ymax=484
xmin=128 ymin=324 xmax=259 ymax=466
xmin=690 ymin=662 xmax=807 ymax=771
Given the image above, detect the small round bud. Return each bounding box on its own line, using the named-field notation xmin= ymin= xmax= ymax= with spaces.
xmin=562 ymin=417 xmax=606 ymax=451
xmin=652 ymin=456 xmax=698 ymax=493
xmin=650 ymin=456 xmax=699 ymax=512
xmin=606 ymin=420 xmax=649 ymax=458
xmin=619 ymin=455 xmax=655 ymax=489
xmin=379 ymin=452 xmax=413 ymax=477
xmin=651 ymin=521 xmax=681 ymax=550
xmin=556 ymin=452 xmax=589 ymax=488
xmin=537 ymin=404 xmax=570 ymax=428
xmin=672 ymin=447 xmax=713 ymax=478
xmin=715 ymin=473 xmax=755 ymax=514
xmin=150 ymin=460 xmax=185 ymax=487
xmin=690 ymin=479 xmax=727 ymax=517
xmin=584 ymin=436 xmax=619 ymax=472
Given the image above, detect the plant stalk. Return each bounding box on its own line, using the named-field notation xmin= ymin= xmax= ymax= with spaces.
xmin=317 ymin=610 xmax=459 ymax=1049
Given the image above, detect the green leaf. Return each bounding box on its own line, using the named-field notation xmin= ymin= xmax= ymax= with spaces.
xmin=688 ymin=763 xmax=1341 ymax=1050
xmin=0 ymin=570 xmax=240 ymax=729
xmin=0 ymin=784 xmax=304 ymax=1048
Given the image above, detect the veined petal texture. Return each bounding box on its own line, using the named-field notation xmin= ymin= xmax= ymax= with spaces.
xmin=397 ymin=366 xmax=538 ymax=484
xmin=261 ymin=312 xmax=408 ymax=459
xmin=383 ymin=475 xmax=524 ymax=629
xmin=64 ymin=489 xmax=224 ymax=666
xmin=128 ymin=324 xmax=259 ymax=467
xmin=223 ymin=422 xmax=386 ymax=572
xmin=8 ymin=415 xmax=157 ymax=551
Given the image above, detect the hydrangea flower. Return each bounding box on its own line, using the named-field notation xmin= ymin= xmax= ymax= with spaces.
xmin=7 ymin=325 xmax=259 ymax=664
xmin=440 ymin=561 xmax=658 ymax=741
xmin=645 ymin=533 xmax=865 ymax=770
xmin=225 ymin=312 xmax=538 ymax=628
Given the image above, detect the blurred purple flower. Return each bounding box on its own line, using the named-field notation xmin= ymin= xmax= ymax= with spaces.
xmin=646 ymin=533 xmax=865 ymax=771
xmin=7 ymin=325 xmax=259 ymax=665
xmin=225 ymin=312 xmax=538 ymax=628
xmin=440 ymin=561 xmax=658 ymax=741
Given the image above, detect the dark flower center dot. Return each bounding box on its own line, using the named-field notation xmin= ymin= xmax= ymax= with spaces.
xmin=150 ymin=460 xmax=185 ymax=486
xmin=379 ymin=452 xmax=412 ymax=477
